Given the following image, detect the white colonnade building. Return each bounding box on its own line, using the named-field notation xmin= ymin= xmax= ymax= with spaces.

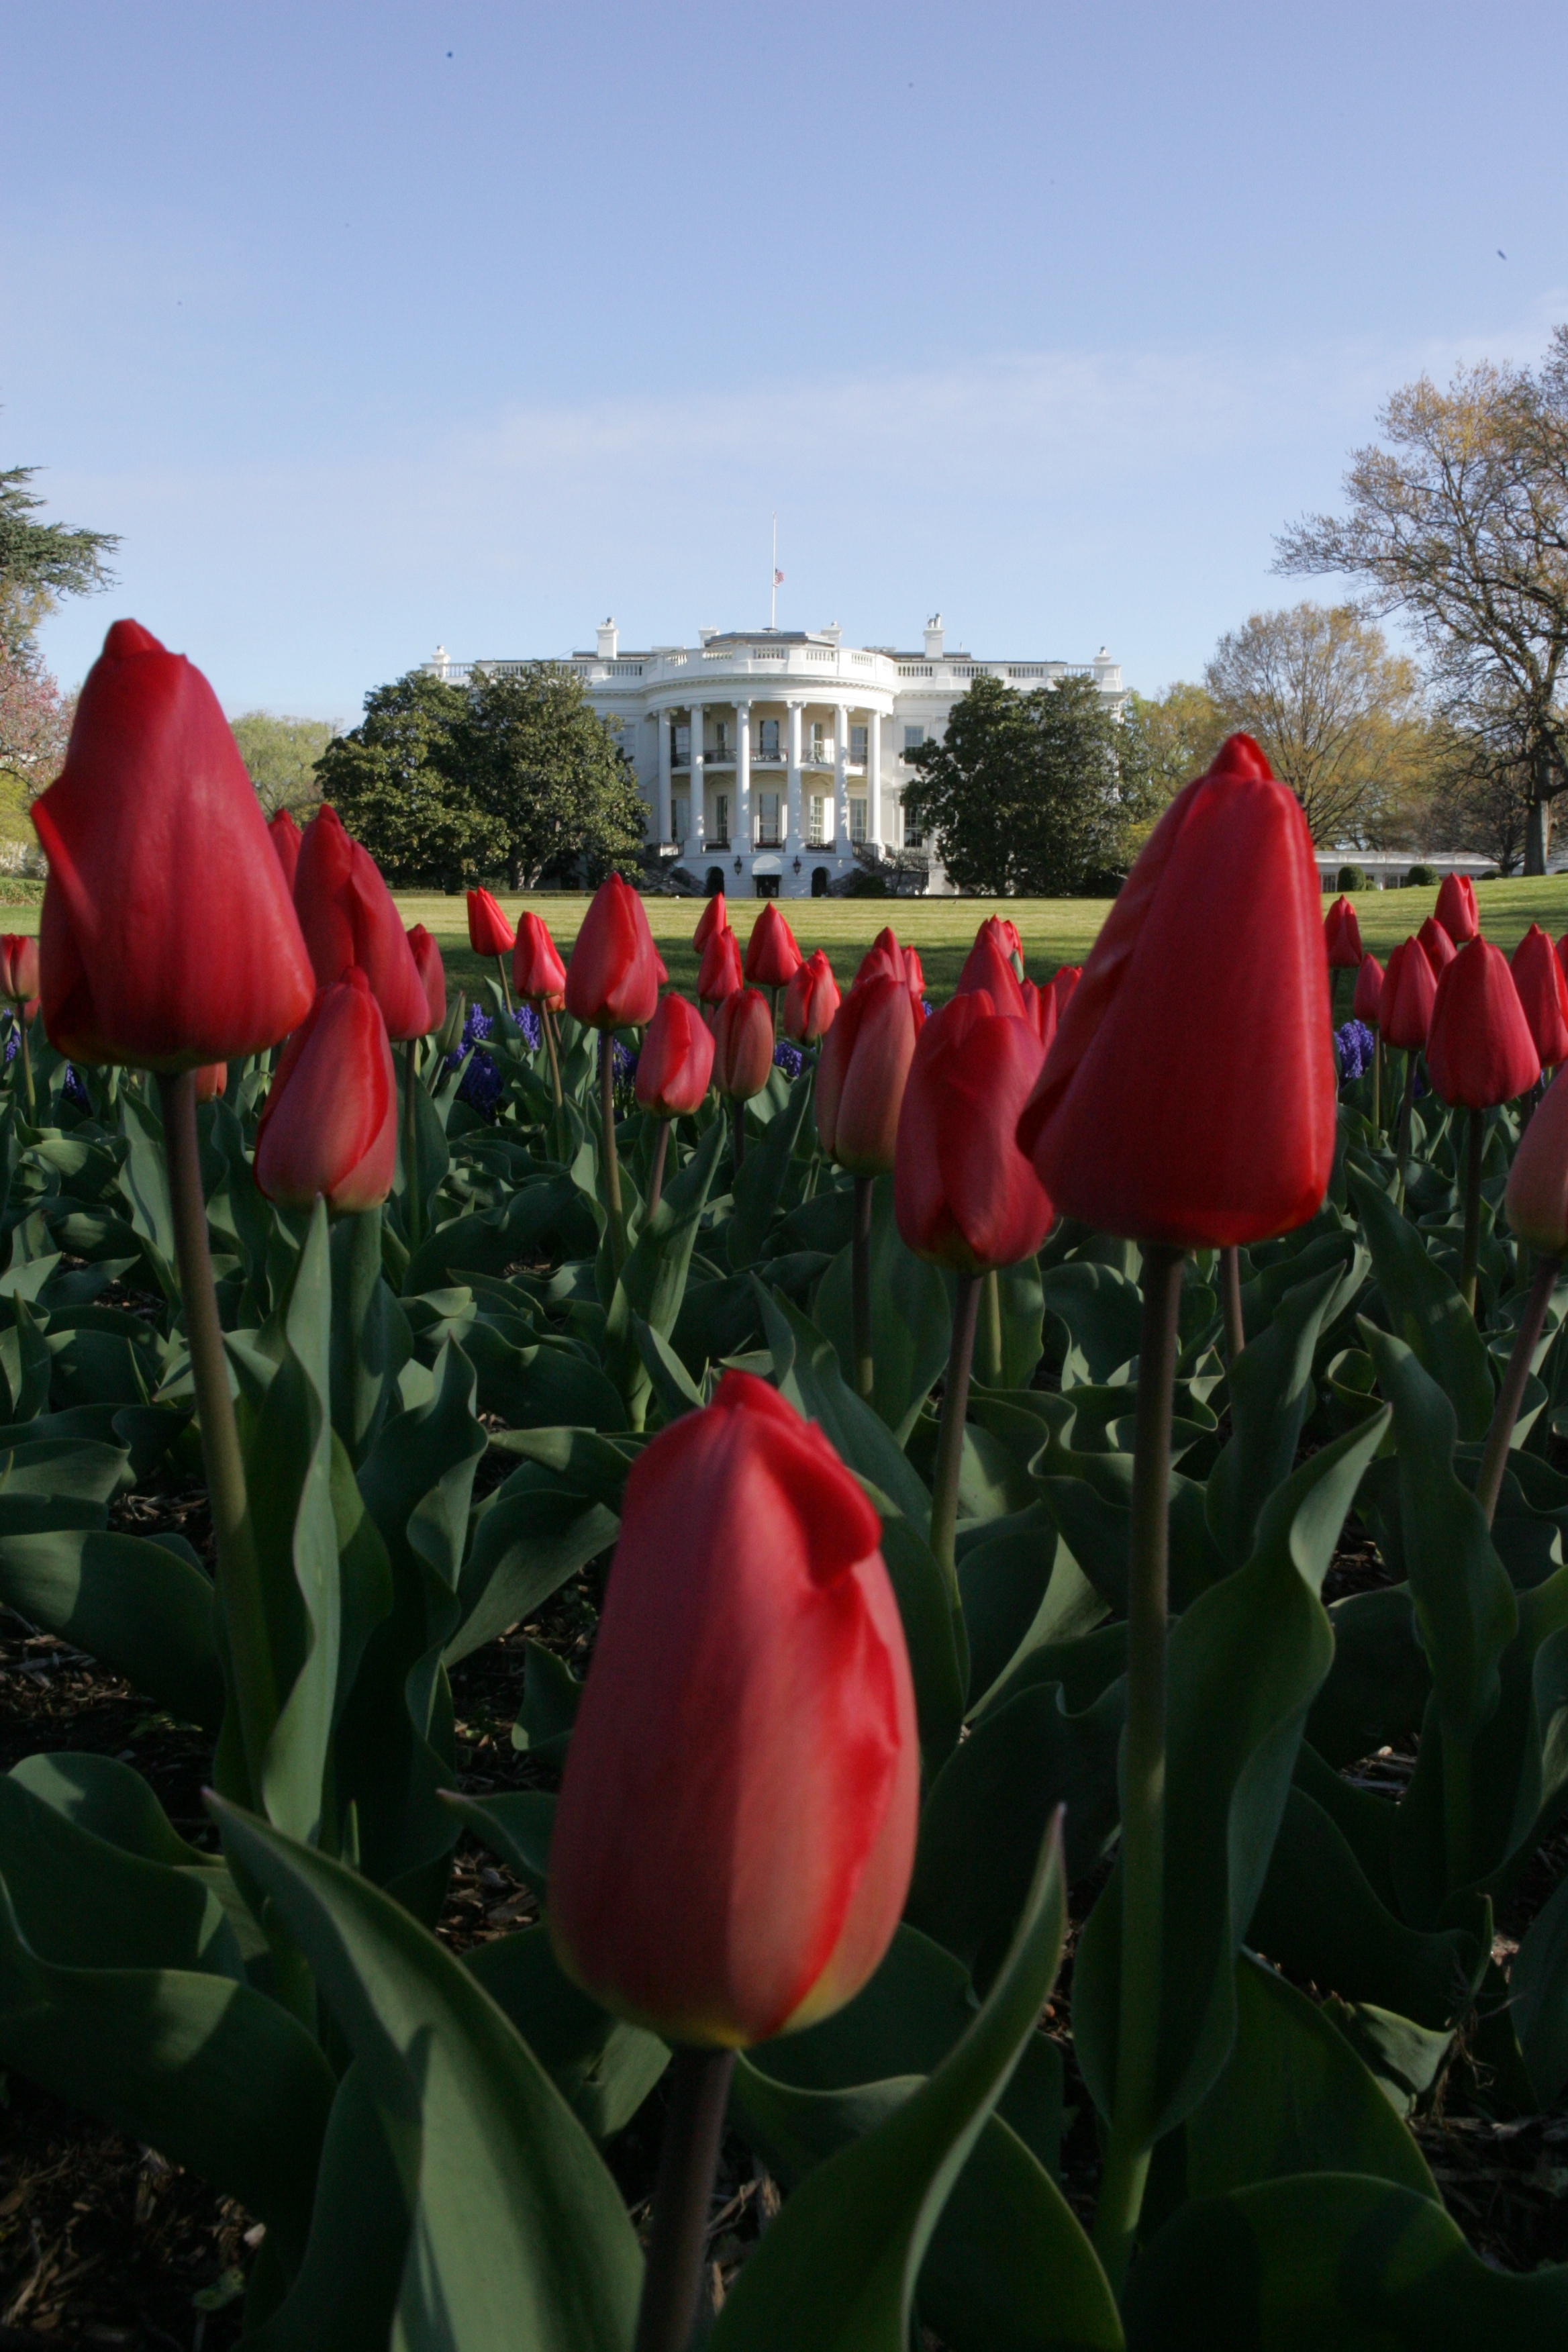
xmin=426 ymin=618 xmax=1125 ymax=899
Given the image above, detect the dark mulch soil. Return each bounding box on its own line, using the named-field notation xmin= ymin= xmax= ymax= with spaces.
xmin=3 ymin=1473 xmax=1567 ymax=2343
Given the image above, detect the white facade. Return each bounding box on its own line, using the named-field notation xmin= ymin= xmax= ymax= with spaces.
xmin=425 ymin=617 xmax=1126 ymax=899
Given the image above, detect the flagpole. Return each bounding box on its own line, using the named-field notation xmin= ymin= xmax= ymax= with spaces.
xmin=771 ymin=513 xmax=777 ymax=630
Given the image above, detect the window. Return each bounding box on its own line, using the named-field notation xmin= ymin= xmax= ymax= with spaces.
xmin=811 ymin=724 xmax=827 ymax=762
xmin=620 ymin=721 xmax=639 ymax=757
xmin=903 ymin=725 xmax=925 ymax=755
xmin=674 ymin=724 xmax=690 ymax=763
xmin=757 ymin=792 xmax=781 ymax=846
xmin=672 ymin=797 xmax=688 ymax=842
xmin=849 ymin=797 xmax=867 ymax=846
xmin=808 ymin=796 xmax=826 ymax=846
xmin=902 ymin=803 xmax=924 ymax=850
xmin=759 ymin=718 xmax=780 ymax=756
xmin=850 ymin=724 xmax=868 ymax=764
xmin=714 ymin=723 xmax=729 ymax=759
xmin=713 ymin=793 xmax=730 ymax=846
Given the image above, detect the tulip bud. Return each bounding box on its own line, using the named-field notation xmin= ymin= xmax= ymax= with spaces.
xmin=193 ymin=1063 xmax=227 ymax=1103
xmin=512 ymin=912 xmax=567 ymax=1009
xmin=1352 ymin=952 xmax=1384 ymax=1028
xmin=1418 ymin=916 xmax=1456 ymax=979
xmin=955 ymin=922 xmax=1026 ymax=1018
xmin=293 ymin=805 xmax=430 ymax=1042
xmin=32 ymin=621 xmax=316 ymax=1070
xmin=548 ymin=1371 xmax=918 ymax=2046
xmin=697 ymin=924 xmax=743 ymax=1006
xmin=565 ymin=874 xmax=660 ymax=1030
xmin=712 ymin=987 xmax=774 ymax=1101
xmin=1016 ymin=734 xmax=1334 ymax=1248
xmin=815 ymin=975 xmax=924 ymax=1176
xmin=254 ymin=969 xmax=397 ymax=1214
xmin=895 ymin=991 xmax=1052 ymax=1275
xmin=1324 ymin=895 xmax=1363 ymax=969
xmin=744 ymin=901 xmax=802 ymax=989
xmin=1435 ymin=871 xmax=1479 ymax=944
xmin=268 ymin=808 xmax=303 ymax=891
xmin=1380 ymin=938 xmax=1438 ymax=1052
xmin=0 ymin=936 xmax=40 ymax=1010
xmin=1050 ymin=965 xmax=1082 ymax=1015
xmin=635 ymin=992 xmax=714 ymax=1118
xmin=406 ymin=925 xmax=446 ymax=1034
xmin=1019 ymin=978 xmax=1058 ymax=1051
xmin=854 ymin=928 xmax=906 ymax=987
xmin=1426 ymin=938 xmax=1538 ymax=1110
xmin=693 ymin=891 xmax=727 ymax=951
xmin=467 ymin=887 xmax=516 ymax=959
xmin=783 ymin=948 xmax=840 ymax=1044
xmin=1505 ymin=1065 xmax=1568 ymax=1255
xmin=1511 ymin=924 xmax=1568 ymax=1069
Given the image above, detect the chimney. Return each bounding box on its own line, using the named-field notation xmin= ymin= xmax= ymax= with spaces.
xmin=596 ymin=618 xmax=619 ymax=661
xmin=924 ymin=614 xmax=944 ymax=660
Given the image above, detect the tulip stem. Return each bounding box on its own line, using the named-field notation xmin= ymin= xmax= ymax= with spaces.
xmin=979 ymin=1269 xmax=1003 ymax=1387
xmin=1475 ymin=1253 xmax=1559 ymax=1526
xmin=634 ymin=2045 xmax=735 ymax=2352
xmin=648 ymin=1119 xmax=671 ymax=1218
xmin=541 ymin=1004 xmax=563 ymax=1111
xmin=1372 ymin=1033 xmax=1383 ymax=1132
xmin=599 ymin=1034 xmax=627 ymax=1270
xmin=157 ymin=1071 xmax=274 ymax=1806
xmin=495 ymin=954 xmax=514 ymax=1015
xmin=17 ymin=1016 xmax=34 ymax=1119
xmin=1220 ymin=1245 xmax=1244 ymax=1365
xmin=1093 ymin=1241 xmax=1183 ymax=2295
xmin=852 ymin=1175 xmax=875 ymax=1401
xmin=930 ymin=1272 xmax=981 ymax=1604
xmin=403 ymin=1039 xmax=422 ymax=1250
xmin=1395 ymin=1053 xmax=1419 ymax=1200
xmin=1461 ymin=1106 xmax=1485 ymax=1314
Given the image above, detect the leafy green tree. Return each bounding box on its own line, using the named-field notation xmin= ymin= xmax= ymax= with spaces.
xmin=456 ymin=665 xmax=647 ymax=887
xmin=230 ymin=711 xmax=336 ymax=820
xmin=902 ymin=671 xmax=1150 ymax=896
xmin=0 ymin=465 xmax=118 ymax=660
xmin=315 ymin=671 xmax=497 ymax=886
xmin=1122 ymin=681 xmax=1228 ymax=805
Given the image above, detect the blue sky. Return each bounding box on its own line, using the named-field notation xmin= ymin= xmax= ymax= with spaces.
xmin=6 ymin=0 xmax=1567 ymax=722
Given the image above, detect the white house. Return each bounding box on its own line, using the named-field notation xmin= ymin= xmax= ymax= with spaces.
xmin=424 ymin=619 xmax=1126 ymax=899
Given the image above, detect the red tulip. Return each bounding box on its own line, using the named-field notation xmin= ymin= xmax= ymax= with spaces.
xmin=903 ymin=944 xmax=926 ymax=997
xmin=1352 ymin=952 xmax=1384 ymax=1028
xmin=854 ymin=928 xmax=914 ymax=989
xmin=744 ymin=901 xmax=802 ymax=989
xmin=512 ymin=912 xmax=567 ymax=1009
xmin=406 ymin=925 xmax=446 ymax=1034
xmin=697 ymin=925 xmax=743 ymax=1006
xmin=254 ymin=969 xmax=397 ymax=1213
xmin=712 ymin=987 xmax=775 ymax=1101
xmin=267 ymin=807 xmax=302 ymax=891
xmin=193 ymin=1062 xmax=227 ymax=1103
xmin=548 ymin=1370 xmax=918 ymax=2046
xmin=1379 ymin=938 xmax=1438 ymax=1052
xmin=1050 ymin=965 xmax=1082 ymax=1014
xmin=1016 ymin=734 xmax=1334 ymax=1248
xmin=635 ymin=992 xmax=714 ymax=1118
xmin=0 ymin=935 xmax=40 ymax=1008
xmin=1426 ymin=938 xmax=1539 ymax=1109
xmin=1418 ymin=916 xmax=1456 ymax=978
xmin=293 ymin=805 xmax=430 ymax=1043
xmin=1324 ymin=895 xmax=1363 ymax=969
xmin=783 ymin=948 xmax=840 ymax=1044
xmin=1505 ymin=1065 xmax=1568 ymax=1254
xmin=1556 ymin=932 xmax=1568 ymax=991
xmin=955 ymin=922 xmax=1026 ymax=1018
xmin=895 ymin=991 xmax=1052 ymax=1273
xmin=693 ymin=892 xmax=728 ymax=951
xmin=467 ymin=887 xmax=516 ymax=959
xmin=1020 ymin=978 xmax=1058 ymax=1052
xmin=565 ymin=874 xmax=660 ymax=1030
xmin=1435 ymin=872 xmax=1479 ymax=944
xmin=1510 ymin=924 xmax=1568 ymax=1068
xmin=653 ymin=944 xmax=669 ymax=985
xmin=31 ymin=621 xmax=315 ymax=1070
xmin=815 ymin=975 xmax=924 ymax=1176
xmin=1001 ymin=917 xmax=1024 ymax=973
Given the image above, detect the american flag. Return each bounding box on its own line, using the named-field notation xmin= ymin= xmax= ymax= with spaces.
xmin=773 ymin=568 xmax=784 ymax=585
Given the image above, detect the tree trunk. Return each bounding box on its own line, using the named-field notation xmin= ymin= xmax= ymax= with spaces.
xmin=507 ymin=853 xmax=522 ymax=889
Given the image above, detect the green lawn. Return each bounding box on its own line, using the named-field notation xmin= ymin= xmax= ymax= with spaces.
xmin=5 ymin=875 xmax=1566 ymax=1011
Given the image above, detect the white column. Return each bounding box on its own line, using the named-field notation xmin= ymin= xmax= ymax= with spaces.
xmin=689 ymin=702 xmax=705 ymax=857
xmin=868 ymin=707 xmax=883 ymax=853
xmin=658 ymin=709 xmax=672 ymax=845
xmin=834 ymin=704 xmax=850 ymax=852
xmin=786 ymin=699 xmax=803 ymax=860
xmin=736 ymin=702 xmax=751 ymax=861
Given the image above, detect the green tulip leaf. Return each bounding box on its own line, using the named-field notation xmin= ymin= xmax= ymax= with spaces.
xmin=0 ymin=1523 xmax=222 ymax=1728
xmin=243 ymin=2059 xmax=410 ymax=2352
xmin=602 ymin=1115 xmax=726 ymax=1425
xmin=1306 ymin=1585 xmax=1432 ymax=1768
xmin=464 ymin=1924 xmax=669 ymax=2139
xmin=815 ymin=1173 xmax=953 ymax=1443
xmin=1040 ymin=1261 xmax=1144 ymax=1386
xmin=1511 ymin=1863 xmax=1568 ymax=2106
xmin=212 ymin=1799 xmax=644 ymax=2351
xmin=1207 ymin=1262 xmax=1360 ymax=1569
xmin=1349 ymin=1165 xmax=1494 ymax=1440
xmin=728 ymin=1067 xmax=814 ymax=1268
xmin=446 ymin=1477 xmax=616 ymax=1666
xmin=441 ymin=1787 xmax=555 ymax=1899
